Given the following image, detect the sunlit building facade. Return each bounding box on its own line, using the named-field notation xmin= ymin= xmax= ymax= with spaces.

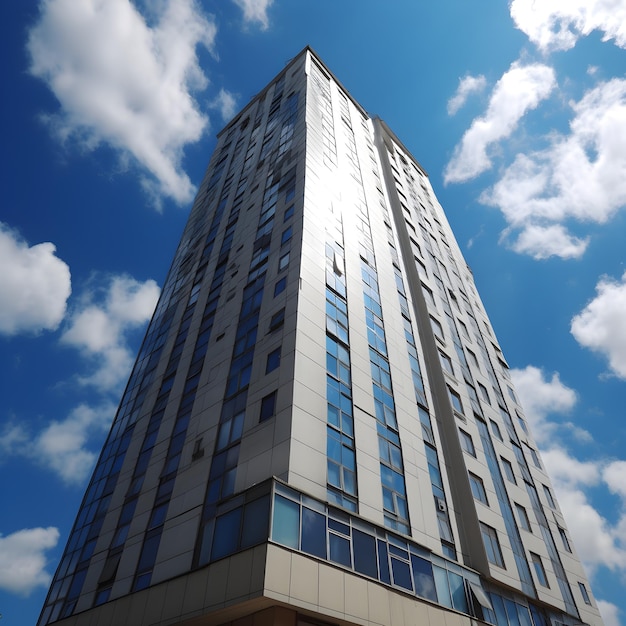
xmin=39 ymin=47 xmax=602 ymax=626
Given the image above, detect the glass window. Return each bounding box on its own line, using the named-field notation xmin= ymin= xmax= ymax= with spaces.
xmin=542 ymin=484 xmax=556 ymax=509
xmin=469 ymin=472 xmax=489 ymax=505
xmin=530 ymin=552 xmax=549 ymax=587
xmin=278 ymin=251 xmax=290 ymax=271
xmin=260 ymin=391 xmax=277 ymax=421
xmin=284 ymin=204 xmax=294 ymax=221
xmin=280 ymin=226 xmax=292 ymax=246
xmin=241 ymin=497 xmax=270 ymax=548
xmin=301 ymin=507 xmax=326 ymax=559
xmin=433 ymin=565 xmax=452 ymax=608
xmin=578 ymin=581 xmax=592 ymax=605
xmin=490 ymin=419 xmax=503 ymax=441
xmin=439 ymin=351 xmax=454 ymax=375
xmin=272 ymin=494 xmax=299 ymax=549
xmin=448 ymin=387 xmax=464 ymax=414
xmin=411 ymin=554 xmax=437 ymax=601
xmin=274 ymin=276 xmax=287 ymax=297
xmin=480 ymin=523 xmax=505 ymax=567
xmin=558 ymin=527 xmax=572 ymax=552
xmin=391 ymin=556 xmax=412 ymax=590
xmin=515 ymin=503 xmax=531 ymax=532
xmin=501 ymin=457 xmax=516 ymax=484
xmin=211 ymin=507 xmax=242 ymax=560
xmin=353 ymin=529 xmax=377 ymax=578
xmin=269 ymin=308 xmax=285 ymax=331
xmin=266 ymin=347 xmax=281 ymax=373
xmin=448 ymin=570 xmax=468 ymax=613
xmin=430 ymin=316 xmax=444 ymax=341
xmin=459 ymin=430 xmax=476 ymax=456
xmin=329 ymin=533 xmax=351 ymax=567
xmin=478 ymin=383 xmax=490 ymax=404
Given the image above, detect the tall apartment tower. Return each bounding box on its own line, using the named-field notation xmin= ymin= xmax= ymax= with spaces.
xmin=39 ymin=47 xmax=602 ymax=626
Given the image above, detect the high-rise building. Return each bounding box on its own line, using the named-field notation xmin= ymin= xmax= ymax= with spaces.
xmin=38 ymin=47 xmax=602 ymax=626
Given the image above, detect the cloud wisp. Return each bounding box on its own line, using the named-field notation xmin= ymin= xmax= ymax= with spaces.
xmin=447 ymin=74 xmax=487 ymax=116
xmin=444 ymin=62 xmax=556 ymax=184
xmin=61 ymin=274 xmax=160 ymax=392
xmin=571 ymin=271 xmax=626 ymax=379
xmin=0 ymin=223 xmax=71 ymax=336
xmin=0 ymin=402 xmax=115 ymax=486
xmin=27 ymin=0 xmax=217 ymax=205
xmin=232 ymin=0 xmax=274 ymax=30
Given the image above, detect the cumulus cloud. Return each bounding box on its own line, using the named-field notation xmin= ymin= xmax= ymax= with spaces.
xmin=444 ymin=62 xmax=556 ymax=184
xmin=551 ymin=469 xmax=626 ymax=575
xmin=510 ymin=0 xmax=626 ymax=53
xmin=598 ymin=600 xmax=622 ymax=626
xmin=0 ymin=223 xmax=71 ymax=336
xmin=511 ymin=366 xmax=626 ymax=581
xmin=61 ymin=275 xmax=160 ymax=391
xmin=0 ymin=527 xmax=60 ymax=595
xmin=571 ymin=272 xmax=626 ymax=379
xmin=211 ymin=87 xmax=238 ymax=122
xmin=508 ymin=223 xmax=589 ymax=260
xmin=0 ymin=403 xmax=115 ymax=485
xmin=27 ymin=0 xmax=216 ymax=204
xmin=510 ymin=365 xmax=578 ymax=443
xmin=482 ymin=78 xmax=626 ymax=259
xmin=447 ymin=74 xmax=487 ymax=115
xmin=232 ymin=0 xmax=274 ymax=29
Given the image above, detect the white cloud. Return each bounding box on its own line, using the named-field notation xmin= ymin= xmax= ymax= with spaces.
xmin=552 ymin=474 xmax=626 ymax=574
xmin=507 ymin=366 xmax=626 ymax=585
xmin=0 ymin=527 xmax=60 ymax=596
xmin=482 ymin=78 xmax=626 ymax=259
xmin=211 ymin=87 xmax=238 ymax=122
xmin=604 ymin=460 xmax=626 ymax=499
xmin=27 ymin=0 xmax=217 ymax=204
xmin=598 ymin=600 xmax=622 ymax=626
xmin=571 ymin=272 xmax=626 ymax=379
xmin=444 ymin=62 xmax=556 ymax=183
xmin=508 ymin=223 xmax=589 ymax=260
xmin=232 ymin=0 xmax=274 ymax=29
xmin=447 ymin=74 xmax=487 ymax=115
xmin=0 ymin=403 xmax=115 ymax=485
xmin=510 ymin=365 xmax=578 ymax=443
xmin=62 ymin=275 xmax=160 ymax=391
xmin=0 ymin=223 xmax=71 ymax=336
xmin=510 ymin=0 xmax=626 ymax=53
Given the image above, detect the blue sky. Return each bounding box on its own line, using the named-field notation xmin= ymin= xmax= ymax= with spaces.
xmin=1 ymin=1 xmax=625 ymax=624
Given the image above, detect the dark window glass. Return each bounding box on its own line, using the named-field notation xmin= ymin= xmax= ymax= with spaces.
xmin=211 ymin=507 xmax=242 ymax=560
xmin=377 ymin=539 xmax=391 ymax=584
xmin=274 ymin=277 xmax=287 ymax=296
xmin=266 ymin=347 xmax=281 ymax=373
xmin=241 ymin=496 xmax=270 ymax=548
xmin=284 ymin=205 xmax=294 ymax=221
xmin=352 ymin=529 xmax=377 ymax=578
xmin=391 ymin=557 xmax=412 ymax=590
xmin=260 ymin=391 xmax=277 ymax=421
xmin=301 ymin=508 xmax=327 ymax=559
xmin=280 ymin=227 xmax=292 ymax=245
xmin=411 ymin=554 xmax=437 ymax=601
xmin=269 ymin=308 xmax=285 ymax=331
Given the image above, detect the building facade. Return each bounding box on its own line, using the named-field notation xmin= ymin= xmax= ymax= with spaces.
xmin=38 ymin=47 xmax=602 ymax=626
